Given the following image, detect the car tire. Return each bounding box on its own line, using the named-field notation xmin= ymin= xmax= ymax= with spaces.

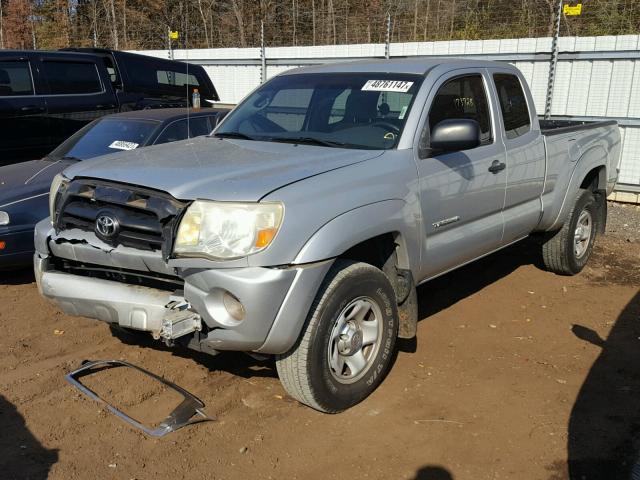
xmin=275 ymin=260 xmax=399 ymax=413
xmin=542 ymin=188 xmax=599 ymax=275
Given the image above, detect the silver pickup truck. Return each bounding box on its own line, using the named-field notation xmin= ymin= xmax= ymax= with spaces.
xmin=35 ymin=58 xmax=621 ymax=413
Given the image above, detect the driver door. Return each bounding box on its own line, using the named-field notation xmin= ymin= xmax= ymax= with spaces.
xmin=415 ymin=70 xmax=507 ymax=279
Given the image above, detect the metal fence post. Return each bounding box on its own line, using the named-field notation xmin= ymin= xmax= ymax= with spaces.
xmin=261 ymin=21 xmax=267 ymax=84
xmin=544 ymin=0 xmax=563 ymax=119
xmin=385 ymin=12 xmax=391 ymax=59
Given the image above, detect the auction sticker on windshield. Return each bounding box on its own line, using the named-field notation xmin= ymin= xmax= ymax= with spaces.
xmin=361 ymin=80 xmax=414 ymax=93
xmin=109 ymin=140 xmax=139 ymax=151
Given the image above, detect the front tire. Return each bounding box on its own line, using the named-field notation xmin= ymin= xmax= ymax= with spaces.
xmin=542 ymin=188 xmax=599 ymax=275
xmin=275 ymin=260 xmax=398 ymax=413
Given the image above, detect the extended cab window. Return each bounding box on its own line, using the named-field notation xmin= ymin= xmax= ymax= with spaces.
xmin=42 ymin=61 xmax=102 ymax=95
xmin=494 ymin=74 xmax=531 ymax=139
xmin=428 ymin=74 xmax=492 ymax=145
xmin=0 ymin=61 xmax=34 ymax=96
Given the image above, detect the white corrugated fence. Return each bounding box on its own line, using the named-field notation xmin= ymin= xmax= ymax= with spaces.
xmin=135 ymin=35 xmax=640 ymax=193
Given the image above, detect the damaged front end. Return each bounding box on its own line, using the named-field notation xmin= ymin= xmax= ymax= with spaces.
xmin=35 ymin=178 xmax=330 ymax=356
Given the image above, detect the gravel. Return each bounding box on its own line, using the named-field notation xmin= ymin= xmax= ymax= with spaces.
xmin=606 ymin=201 xmax=640 ymax=243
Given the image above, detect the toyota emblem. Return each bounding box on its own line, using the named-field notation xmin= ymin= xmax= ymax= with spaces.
xmin=95 ymin=214 xmax=119 ymax=238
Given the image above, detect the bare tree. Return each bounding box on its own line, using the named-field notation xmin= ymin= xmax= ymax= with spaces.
xmin=230 ymin=0 xmax=247 ymax=47
xmin=0 ymin=0 xmax=4 ymax=49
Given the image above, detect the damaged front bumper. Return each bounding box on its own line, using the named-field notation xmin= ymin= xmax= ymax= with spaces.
xmin=34 ymin=219 xmax=332 ymax=355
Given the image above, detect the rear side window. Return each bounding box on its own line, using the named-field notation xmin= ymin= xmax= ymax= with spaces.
xmin=429 ymin=74 xmax=492 ymax=145
xmin=0 ymin=61 xmax=34 ymax=96
xmin=42 ymin=61 xmax=102 ymax=95
xmin=493 ymin=74 xmax=531 ymax=140
xmin=157 ymin=70 xmax=200 ymax=88
xmin=156 ymin=119 xmax=189 ymax=144
xmin=189 ymin=117 xmax=212 ymax=137
xmin=123 ymin=56 xmax=204 ymax=97
xmin=155 ymin=117 xmax=214 ymax=144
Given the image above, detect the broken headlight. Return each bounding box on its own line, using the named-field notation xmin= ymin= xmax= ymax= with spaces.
xmin=174 ymin=201 xmax=284 ymax=260
xmin=49 ymin=173 xmax=70 ymax=224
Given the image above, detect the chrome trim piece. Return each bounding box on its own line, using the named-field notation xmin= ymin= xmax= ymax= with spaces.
xmin=432 ymin=216 xmax=460 ymax=228
xmin=65 ymin=359 xmax=212 ymax=437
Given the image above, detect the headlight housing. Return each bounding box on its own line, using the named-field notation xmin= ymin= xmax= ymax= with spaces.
xmin=49 ymin=173 xmax=70 ymax=224
xmin=174 ymin=201 xmax=284 ymax=260
xmin=0 ymin=211 xmax=9 ymax=226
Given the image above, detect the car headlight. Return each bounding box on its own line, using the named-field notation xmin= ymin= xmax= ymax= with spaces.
xmin=49 ymin=173 xmax=70 ymax=224
xmin=0 ymin=211 xmax=9 ymax=226
xmin=174 ymin=201 xmax=284 ymax=260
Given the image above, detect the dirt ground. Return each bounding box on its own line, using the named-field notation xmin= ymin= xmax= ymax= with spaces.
xmin=1 ymin=203 xmax=639 ymax=480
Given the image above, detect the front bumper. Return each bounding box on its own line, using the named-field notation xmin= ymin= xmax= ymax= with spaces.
xmin=34 ymin=221 xmax=332 ymax=354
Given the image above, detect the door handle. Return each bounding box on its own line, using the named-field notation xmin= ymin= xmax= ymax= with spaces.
xmin=96 ymin=104 xmax=117 ymax=109
xmin=488 ymin=160 xmax=506 ymax=174
xmin=20 ymin=105 xmax=45 ymax=113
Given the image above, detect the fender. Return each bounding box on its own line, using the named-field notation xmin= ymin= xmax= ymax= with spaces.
xmin=292 ymin=199 xmax=421 ymax=280
xmin=544 ymin=145 xmax=608 ymax=232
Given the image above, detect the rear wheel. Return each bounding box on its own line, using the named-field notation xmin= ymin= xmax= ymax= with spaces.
xmin=542 ymin=188 xmax=599 ymax=275
xmin=275 ymin=260 xmax=398 ymax=413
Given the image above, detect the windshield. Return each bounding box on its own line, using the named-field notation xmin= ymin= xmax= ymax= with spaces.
xmin=50 ymin=118 xmax=160 ymax=161
xmin=216 ymin=73 xmax=423 ymax=150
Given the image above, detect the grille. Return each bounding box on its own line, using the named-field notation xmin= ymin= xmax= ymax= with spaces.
xmin=54 ymin=179 xmax=187 ymax=255
xmin=50 ymin=257 xmax=184 ymax=291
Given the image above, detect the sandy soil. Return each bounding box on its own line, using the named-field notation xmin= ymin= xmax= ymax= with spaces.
xmin=1 ymin=203 xmax=639 ymax=480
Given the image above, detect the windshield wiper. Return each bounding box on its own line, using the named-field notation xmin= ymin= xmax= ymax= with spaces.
xmin=61 ymin=155 xmax=83 ymax=162
xmin=214 ymin=131 xmax=257 ymax=140
xmin=268 ymin=136 xmax=348 ymax=148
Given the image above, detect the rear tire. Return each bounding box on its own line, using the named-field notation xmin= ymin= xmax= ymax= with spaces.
xmin=541 ymin=188 xmax=599 ymax=275
xmin=275 ymin=260 xmax=398 ymax=413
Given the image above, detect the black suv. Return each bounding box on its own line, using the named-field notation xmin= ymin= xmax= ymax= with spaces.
xmin=0 ymin=49 xmax=219 ymax=164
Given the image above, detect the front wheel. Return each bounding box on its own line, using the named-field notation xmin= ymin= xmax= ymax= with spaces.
xmin=541 ymin=188 xmax=600 ymax=275
xmin=275 ymin=260 xmax=398 ymax=413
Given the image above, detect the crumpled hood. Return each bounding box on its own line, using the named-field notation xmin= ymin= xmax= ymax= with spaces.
xmin=62 ymin=136 xmax=384 ymax=201
xmin=0 ymin=158 xmax=73 ymax=207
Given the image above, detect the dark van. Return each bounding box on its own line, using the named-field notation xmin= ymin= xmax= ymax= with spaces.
xmin=0 ymin=49 xmax=219 ymax=164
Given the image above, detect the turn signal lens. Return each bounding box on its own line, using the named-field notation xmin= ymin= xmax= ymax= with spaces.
xmin=255 ymin=228 xmax=277 ymax=248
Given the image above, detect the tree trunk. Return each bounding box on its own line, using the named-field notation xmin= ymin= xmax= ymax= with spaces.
xmin=122 ymin=0 xmax=128 ymax=50
xmin=197 ymin=0 xmax=211 ymax=48
xmin=413 ymin=0 xmax=419 ymax=41
xmin=449 ymin=0 xmax=456 ymax=39
xmin=231 ymin=0 xmax=246 ymax=47
xmin=0 ymin=0 xmax=4 ymax=49
xmin=424 ymin=0 xmax=431 ymax=40
xmin=292 ymin=0 xmax=296 ymax=46
xmin=311 ymin=0 xmax=315 ymax=45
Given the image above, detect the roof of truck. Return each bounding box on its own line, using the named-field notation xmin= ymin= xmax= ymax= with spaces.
xmin=283 ymin=57 xmax=514 ymax=76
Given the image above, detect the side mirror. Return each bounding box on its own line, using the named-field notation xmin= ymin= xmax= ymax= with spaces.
xmin=430 ymin=119 xmax=481 ymax=152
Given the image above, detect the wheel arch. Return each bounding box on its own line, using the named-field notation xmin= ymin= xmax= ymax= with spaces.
xmin=546 ymin=145 xmax=608 ymax=232
xmin=292 ymin=199 xmax=420 ymax=279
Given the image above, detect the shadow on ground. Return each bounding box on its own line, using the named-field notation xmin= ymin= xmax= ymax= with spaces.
xmin=413 ymin=465 xmax=454 ymax=479
xmin=109 ymin=325 xmax=279 ymax=379
xmin=562 ymin=290 xmax=640 ymax=479
xmin=0 ymin=395 xmax=58 ymax=479
xmin=112 ymin=238 xmax=546 ymax=378
xmin=416 ymin=237 xmax=542 ymax=320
